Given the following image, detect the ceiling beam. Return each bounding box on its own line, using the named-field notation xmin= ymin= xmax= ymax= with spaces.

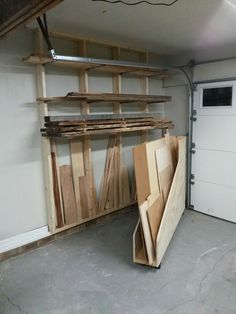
xmin=0 ymin=0 xmax=63 ymax=38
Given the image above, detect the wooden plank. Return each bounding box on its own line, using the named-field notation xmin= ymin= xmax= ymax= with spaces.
xmin=51 ymin=151 xmax=64 ymax=228
xmin=79 ymin=40 xmax=97 ymax=217
xmin=37 ymin=92 xmax=171 ymax=104
xmin=155 ymin=137 xmax=186 ymax=267
xmin=123 ymin=167 xmax=131 ymax=206
xmin=35 ymin=29 xmax=56 ymax=233
xmin=69 ymin=140 xmax=84 ymax=221
xmin=79 ymin=176 xmax=90 ymax=219
xmin=140 ymin=51 xmax=149 ymax=143
xmin=112 ymin=47 xmax=123 ymax=209
xmin=0 ymin=0 xmax=63 ymax=37
xmin=45 ymin=113 xmax=165 ymax=122
xmin=59 ymin=165 xmax=77 ymax=225
xmin=133 ymin=144 xmax=150 ymax=205
xmin=44 ymin=124 xmax=173 ymax=139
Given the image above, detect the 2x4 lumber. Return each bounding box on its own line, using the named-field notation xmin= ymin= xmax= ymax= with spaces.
xmin=35 ymin=29 xmax=56 ymax=233
xmin=51 ymin=151 xmax=64 ymax=228
xmin=112 ymin=47 xmax=123 ymax=209
xmin=140 ymin=51 xmax=149 ymax=143
xmin=59 ymin=165 xmax=77 ymax=225
xmin=23 ymin=54 xmax=170 ymax=78
xmin=37 ymin=92 xmax=171 ymax=104
xmin=69 ymin=140 xmax=84 ymax=221
xmin=79 ymin=40 xmax=97 ymax=217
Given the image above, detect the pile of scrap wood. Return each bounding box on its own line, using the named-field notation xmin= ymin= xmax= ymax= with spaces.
xmin=133 ymin=135 xmax=186 ymax=268
xmin=41 ymin=113 xmax=174 ymax=139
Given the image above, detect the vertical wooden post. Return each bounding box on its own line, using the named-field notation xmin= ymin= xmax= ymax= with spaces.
xmin=112 ymin=47 xmax=123 ymax=208
xmin=140 ymin=51 xmax=149 ymax=143
xmin=35 ymin=29 xmax=56 ymax=233
xmin=78 ymin=40 xmax=97 ymax=217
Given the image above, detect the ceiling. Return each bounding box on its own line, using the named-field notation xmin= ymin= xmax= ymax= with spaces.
xmin=39 ymin=0 xmax=236 ymax=55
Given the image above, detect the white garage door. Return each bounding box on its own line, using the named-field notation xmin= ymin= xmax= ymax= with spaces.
xmin=191 ymin=81 xmax=236 ymax=223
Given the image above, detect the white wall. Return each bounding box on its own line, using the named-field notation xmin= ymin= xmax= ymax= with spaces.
xmin=0 ymin=29 xmax=47 ymax=241
xmin=0 ymin=28 xmax=167 ymax=247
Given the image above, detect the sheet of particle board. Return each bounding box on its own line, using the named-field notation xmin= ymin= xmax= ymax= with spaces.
xmin=59 ymin=165 xmax=77 ymax=225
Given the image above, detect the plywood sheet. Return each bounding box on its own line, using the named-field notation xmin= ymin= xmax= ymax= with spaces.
xmin=156 ymin=137 xmax=186 ymax=267
xmin=147 ymin=193 xmax=164 ymax=248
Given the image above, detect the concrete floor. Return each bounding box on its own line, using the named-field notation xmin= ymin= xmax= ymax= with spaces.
xmin=1 ymin=209 xmax=236 ymax=314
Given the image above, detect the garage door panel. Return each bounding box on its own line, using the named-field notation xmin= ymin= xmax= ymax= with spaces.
xmin=192 ymin=149 xmax=236 ymax=188
xmin=193 ymin=115 xmax=236 ymax=151
xmin=192 ymin=181 xmax=236 ymax=223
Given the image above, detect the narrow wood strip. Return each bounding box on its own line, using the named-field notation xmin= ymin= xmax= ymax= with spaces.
xmin=51 ymin=152 xmax=64 ymax=228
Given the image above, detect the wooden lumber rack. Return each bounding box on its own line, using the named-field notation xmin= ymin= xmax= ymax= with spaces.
xmin=24 ymin=54 xmax=171 ymax=77
xmin=28 ymin=29 xmax=173 ymax=236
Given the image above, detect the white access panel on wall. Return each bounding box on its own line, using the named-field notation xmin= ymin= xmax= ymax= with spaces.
xmin=191 ymin=81 xmax=236 ymax=223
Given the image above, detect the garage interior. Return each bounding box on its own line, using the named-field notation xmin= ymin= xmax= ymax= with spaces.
xmin=1 ymin=0 xmax=236 ymax=313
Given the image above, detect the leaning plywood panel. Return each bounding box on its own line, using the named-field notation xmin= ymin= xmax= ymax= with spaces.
xmin=155 ymin=136 xmax=186 ymax=267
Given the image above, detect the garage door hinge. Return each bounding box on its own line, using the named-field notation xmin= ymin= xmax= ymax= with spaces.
xmin=190 ymin=109 xmax=197 ymax=122
xmin=190 ymin=142 xmax=196 ymax=154
xmin=190 ymin=174 xmax=195 ymax=185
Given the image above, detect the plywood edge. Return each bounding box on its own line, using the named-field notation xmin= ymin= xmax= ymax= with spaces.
xmin=155 ymin=137 xmax=186 ymax=267
xmin=133 ymin=219 xmax=149 ymax=265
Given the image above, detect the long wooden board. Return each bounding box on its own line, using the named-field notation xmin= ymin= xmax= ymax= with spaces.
xmin=59 ymin=165 xmax=77 ymax=225
xmin=51 ymin=152 xmax=64 ymax=228
xmin=69 ymin=140 xmax=84 ymax=221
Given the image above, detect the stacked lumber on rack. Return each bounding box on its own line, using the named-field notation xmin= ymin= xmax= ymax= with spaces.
xmin=133 ymin=135 xmax=186 ymax=268
xmin=41 ymin=113 xmax=174 ymax=139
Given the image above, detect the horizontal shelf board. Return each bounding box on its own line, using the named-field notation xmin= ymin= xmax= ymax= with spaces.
xmin=37 ymin=92 xmax=171 ymax=104
xmin=42 ymin=124 xmax=173 ymax=139
xmin=45 ymin=113 xmax=164 ymax=122
xmin=23 ymin=54 xmax=171 ymax=77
